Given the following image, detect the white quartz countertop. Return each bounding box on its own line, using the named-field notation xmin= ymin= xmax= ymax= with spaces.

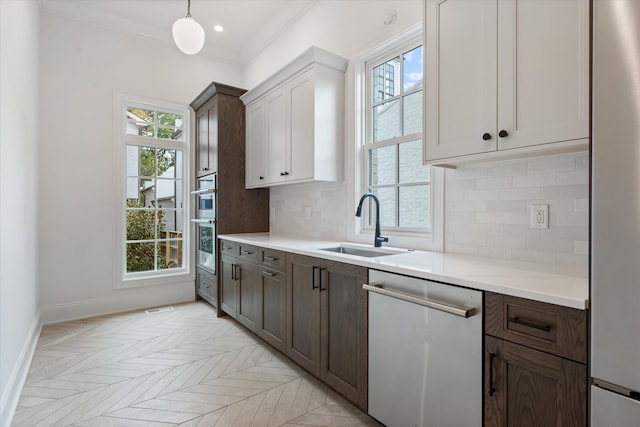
xmin=218 ymin=233 xmax=589 ymax=310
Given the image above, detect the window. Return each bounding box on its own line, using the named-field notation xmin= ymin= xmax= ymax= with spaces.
xmin=120 ymin=100 xmax=189 ymax=281
xmin=364 ymin=40 xmax=434 ymax=235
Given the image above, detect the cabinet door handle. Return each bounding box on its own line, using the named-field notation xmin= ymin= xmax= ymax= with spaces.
xmin=241 ymin=250 xmax=253 ymax=255
xmin=319 ymin=267 xmax=326 ymax=292
xmin=312 ymin=266 xmax=319 ymax=290
xmin=231 ymin=264 xmax=239 ymax=280
xmin=498 ymin=129 xmax=509 ymax=138
xmin=488 ymin=353 xmax=496 ymax=397
xmin=507 ymin=316 xmax=551 ymax=332
xmin=263 ymin=256 xmax=278 ymax=262
xmin=482 ymin=132 xmax=492 ymax=141
xmin=203 ymin=167 xmax=210 ymax=171
xmin=201 ymin=284 xmax=210 ymax=289
xmin=259 ymin=176 xmax=264 ymax=180
xmin=262 ymin=271 xmax=277 ymax=277
xmin=280 ymin=171 xmax=289 ymax=176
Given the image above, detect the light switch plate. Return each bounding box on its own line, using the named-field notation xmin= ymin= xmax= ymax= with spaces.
xmin=530 ymin=204 xmax=549 ymax=229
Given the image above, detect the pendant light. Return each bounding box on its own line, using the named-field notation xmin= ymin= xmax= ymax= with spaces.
xmin=172 ymin=0 xmax=205 ymax=55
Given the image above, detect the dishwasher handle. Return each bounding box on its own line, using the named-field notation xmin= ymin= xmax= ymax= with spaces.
xmin=363 ymin=283 xmax=477 ymax=318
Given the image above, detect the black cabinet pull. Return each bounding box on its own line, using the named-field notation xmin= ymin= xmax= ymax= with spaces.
xmin=259 ymin=176 xmax=264 ymax=180
xmin=280 ymin=171 xmax=290 ymax=176
xmin=262 ymin=271 xmax=276 ymax=277
xmin=231 ymin=263 xmax=236 ymax=280
xmin=319 ymin=267 xmax=326 ymax=292
xmin=263 ymin=256 xmax=278 ymax=262
xmin=498 ymin=129 xmax=509 ymax=138
xmin=488 ymin=353 xmax=496 ymax=397
xmin=482 ymin=133 xmax=492 ymax=141
xmin=312 ymin=266 xmax=319 ymax=290
xmin=507 ymin=316 xmax=551 ymax=332
xmin=241 ymin=250 xmax=253 ymax=255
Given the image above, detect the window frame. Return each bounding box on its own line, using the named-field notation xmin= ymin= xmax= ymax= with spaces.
xmin=114 ymin=94 xmax=192 ymax=289
xmin=352 ymin=24 xmax=443 ymax=251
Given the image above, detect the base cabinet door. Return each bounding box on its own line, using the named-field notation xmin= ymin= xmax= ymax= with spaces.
xmin=286 ymin=254 xmax=321 ymax=376
xmin=236 ymin=259 xmax=260 ymax=332
xmin=260 ymin=267 xmax=286 ymax=352
xmin=485 ymin=336 xmax=587 ymax=427
xmin=220 ymin=255 xmax=238 ymax=318
xmin=286 ymin=254 xmax=368 ymax=411
xmin=320 ymin=260 xmax=368 ymax=411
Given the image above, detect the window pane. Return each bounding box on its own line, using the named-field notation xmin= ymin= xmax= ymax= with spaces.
xmin=126 ymin=242 xmax=155 ymax=273
xmin=399 ymin=140 xmax=430 ymax=183
xmin=369 ymin=145 xmax=396 ymax=186
xmin=126 ymin=108 xmax=155 ymax=136
xmin=127 ymin=146 xmax=156 ymax=178
xmin=403 ymin=91 xmax=423 ymax=135
xmin=126 ymin=209 xmax=157 ymax=241
xmin=372 ymin=56 xmax=400 ymax=102
xmin=403 ymin=45 xmax=423 ymax=91
xmin=157 ymin=127 xmax=181 ymax=140
xmin=373 ymin=100 xmax=401 ymax=142
xmin=158 ymin=112 xmax=182 ymax=127
xmin=399 ymin=185 xmax=431 ymax=229
xmin=158 ymin=240 xmax=183 ymax=270
xmin=159 ymin=209 xmax=183 ymax=234
xmin=156 ymin=149 xmax=177 ymax=177
xmin=369 ymin=187 xmax=396 ymax=228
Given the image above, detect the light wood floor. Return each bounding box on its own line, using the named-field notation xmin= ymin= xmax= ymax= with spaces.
xmin=12 ymin=301 xmax=380 ymax=427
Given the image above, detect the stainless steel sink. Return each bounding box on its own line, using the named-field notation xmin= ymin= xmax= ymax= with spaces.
xmin=319 ymin=245 xmax=401 ymax=258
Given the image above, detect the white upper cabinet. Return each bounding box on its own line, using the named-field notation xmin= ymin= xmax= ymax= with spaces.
xmin=241 ymin=47 xmax=348 ymax=188
xmin=424 ymin=0 xmax=589 ymax=166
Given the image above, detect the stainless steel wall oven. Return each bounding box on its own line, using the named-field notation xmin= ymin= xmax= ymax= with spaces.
xmin=191 ymin=174 xmax=216 ymax=274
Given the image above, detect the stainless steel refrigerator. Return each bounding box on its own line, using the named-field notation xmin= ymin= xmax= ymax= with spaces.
xmin=591 ymin=0 xmax=640 ymax=425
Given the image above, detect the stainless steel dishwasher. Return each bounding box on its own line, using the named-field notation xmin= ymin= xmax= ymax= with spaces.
xmin=365 ymin=270 xmax=482 ymax=427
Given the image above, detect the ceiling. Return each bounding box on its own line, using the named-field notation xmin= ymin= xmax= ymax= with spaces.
xmin=38 ymin=0 xmax=317 ymax=64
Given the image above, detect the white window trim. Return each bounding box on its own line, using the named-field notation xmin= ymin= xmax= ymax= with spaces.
xmin=347 ymin=23 xmax=443 ymax=252
xmin=113 ymin=93 xmax=193 ymax=289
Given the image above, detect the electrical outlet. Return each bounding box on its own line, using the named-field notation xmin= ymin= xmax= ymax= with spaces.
xmin=530 ymin=204 xmax=549 ymax=229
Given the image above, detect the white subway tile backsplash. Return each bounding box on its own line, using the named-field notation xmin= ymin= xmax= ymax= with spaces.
xmin=445 ymin=152 xmax=589 ymax=268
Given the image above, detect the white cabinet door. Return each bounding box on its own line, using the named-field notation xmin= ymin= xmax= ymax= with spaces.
xmin=286 ymin=70 xmax=315 ymax=183
xmin=497 ymin=0 xmax=589 ymax=151
xmin=265 ymin=88 xmax=287 ymax=183
xmin=245 ymin=99 xmax=267 ymax=188
xmin=425 ymin=0 xmax=497 ymax=162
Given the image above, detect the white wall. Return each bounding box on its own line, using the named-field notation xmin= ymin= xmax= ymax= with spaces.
xmin=37 ymin=12 xmax=243 ymax=323
xmin=0 ymin=1 xmax=41 ymax=424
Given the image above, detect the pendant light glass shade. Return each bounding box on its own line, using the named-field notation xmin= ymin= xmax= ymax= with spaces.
xmin=172 ymin=0 xmax=205 ymax=55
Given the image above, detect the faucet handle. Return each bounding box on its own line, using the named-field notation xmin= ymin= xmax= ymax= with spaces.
xmin=375 ymin=236 xmax=389 ymax=247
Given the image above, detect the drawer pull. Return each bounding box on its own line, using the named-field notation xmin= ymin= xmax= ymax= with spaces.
xmin=263 ymin=256 xmax=278 ymax=262
xmin=241 ymin=250 xmax=253 ymax=255
xmin=201 ymin=284 xmax=210 ymax=289
xmin=262 ymin=271 xmax=277 ymax=277
xmin=508 ymin=316 xmax=551 ymax=332
xmin=488 ymin=353 xmax=496 ymax=397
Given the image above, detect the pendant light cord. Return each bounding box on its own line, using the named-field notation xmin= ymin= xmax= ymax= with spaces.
xmin=186 ymin=0 xmax=192 ymax=18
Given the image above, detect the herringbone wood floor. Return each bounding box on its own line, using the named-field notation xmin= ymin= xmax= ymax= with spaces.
xmin=12 ymin=301 xmax=380 ymax=427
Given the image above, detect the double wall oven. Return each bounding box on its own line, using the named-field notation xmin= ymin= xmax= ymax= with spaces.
xmin=191 ymin=174 xmax=216 ymax=274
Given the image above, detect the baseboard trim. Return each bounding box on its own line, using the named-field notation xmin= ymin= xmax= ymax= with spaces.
xmin=39 ymin=283 xmax=195 ymax=325
xmin=0 ymin=311 xmax=41 ymax=427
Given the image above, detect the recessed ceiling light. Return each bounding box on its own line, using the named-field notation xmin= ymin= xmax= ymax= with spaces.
xmin=214 ymin=25 xmax=224 ymax=32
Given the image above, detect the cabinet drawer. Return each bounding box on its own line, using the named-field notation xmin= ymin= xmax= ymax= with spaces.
xmin=196 ymin=268 xmax=216 ymax=301
xmin=238 ymin=244 xmax=258 ymax=263
xmin=220 ymin=240 xmax=238 ymax=256
xmin=485 ymin=292 xmax=587 ymax=363
xmin=259 ymin=248 xmax=285 ymax=271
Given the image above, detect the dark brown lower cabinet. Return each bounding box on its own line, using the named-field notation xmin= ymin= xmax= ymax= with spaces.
xmin=236 ymin=259 xmax=260 ymax=332
xmin=259 ymin=266 xmax=286 ymax=352
xmin=286 ymin=254 xmax=368 ymax=411
xmin=220 ymin=254 xmax=237 ymax=318
xmin=484 ymin=292 xmax=588 ymax=427
xmin=485 ymin=336 xmax=587 ymax=427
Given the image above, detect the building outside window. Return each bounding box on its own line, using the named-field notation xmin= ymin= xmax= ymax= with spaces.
xmin=364 ymin=39 xmax=434 ymax=237
xmin=121 ymin=100 xmax=188 ymax=280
